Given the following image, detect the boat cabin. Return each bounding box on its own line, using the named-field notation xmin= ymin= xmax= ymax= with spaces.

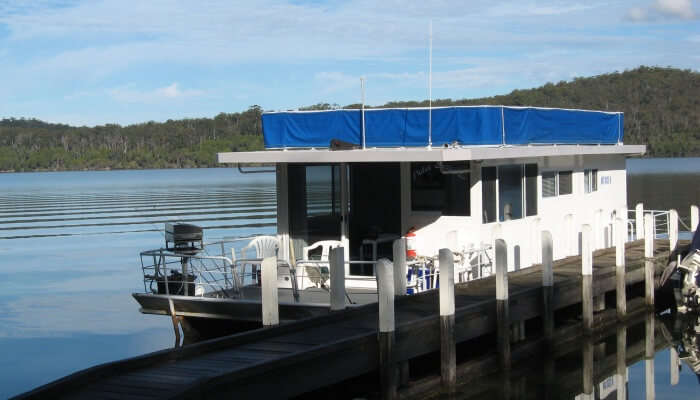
xmin=218 ymin=106 xmax=645 ymax=282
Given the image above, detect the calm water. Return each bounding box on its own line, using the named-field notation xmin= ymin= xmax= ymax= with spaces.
xmin=0 ymin=159 xmax=698 ymax=398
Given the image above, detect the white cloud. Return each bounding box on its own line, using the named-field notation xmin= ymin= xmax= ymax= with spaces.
xmin=108 ymin=83 xmax=204 ymax=103
xmin=626 ymin=0 xmax=697 ymax=21
xmin=654 ymin=0 xmax=696 ymax=19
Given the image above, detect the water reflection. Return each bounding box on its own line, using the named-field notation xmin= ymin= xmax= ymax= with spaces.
xmin=419 ymin=311 xmax=699 ymax=400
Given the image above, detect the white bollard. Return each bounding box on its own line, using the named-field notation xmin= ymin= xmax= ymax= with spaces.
xmin=329 ymin=247 xmax=346 ymax=311
xmin=495 ymin=239 xmax=510 ymax=371
xmin=542 ymin=231 xmax=554 ymax=341
xmin=636 ymin=203 xmax=644 ymax=240
xmin=615 ymin=217 xmax=626 ymax=320
xmin=644 ymin=214 xmax=654 ymax=258
xmin=669 ymin=209 xmax=678 ymax=253
xmin=581 ymin=225 xmax=593 ymax=334
xmin=376 ymin=258 xmax=396 ymax=400
xmin=261 ymin=255 xmax=279 ymax=326
xmin=438 ymin=248 xmax=456 ymax=391
xmin=644 ymin=214 xmax=655 ymax=307
xmin=691 ymin=205 xmax=699 ymax=234
xmin=392 ymin=238 xmax=407 ymax=297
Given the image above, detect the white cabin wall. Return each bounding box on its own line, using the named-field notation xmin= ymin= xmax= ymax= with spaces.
xmin=398 ymin=155 xmax=629 ymax=272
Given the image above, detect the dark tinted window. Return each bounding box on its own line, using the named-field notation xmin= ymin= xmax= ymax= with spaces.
xmin=559 ymin=171 xmax=572 ymax=195
xmin=411 ymin=163 xmax=469 ymax=216
xmin=525 ymin=164 xmax=538 ymax=216
xmin=482 ymin=166 xmax=497 ymax=223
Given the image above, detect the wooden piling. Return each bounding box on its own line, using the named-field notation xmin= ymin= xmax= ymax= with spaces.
xmin=669 ymin=209 xmax=678 ymax=252
xmin=581 ymin=225 xmax=593 ymax=335
xmin=329 ymin=247 xmax=345 ymax=311
xmin=495 ymin=238 xmax=510 ymax=371
xmin=438 ymin=248 xmax=456 ymax=392
xmin=541 ymin=231 xmax=554 ymax=342
xmin=670 ymin=347 xmax=679 ymax=386
xmin=644 ymin=214 xmax=654 ymax=308
xmin=582 ymin=336 xmax=594 ymax=399
xmin=616 ymin=325 xmax=627 ymax=400
xmin=645 ymin=312 xmax=655 ymax=400
xmin=392 ymin=238 xmax=407 ymax=297
xmin=636 ymin=203 xmax=644 ymax=240
xmin=615 ymin=217 xmax=626 ymax=320
xmin=392 ymin=238 xmax=409 ymax=385
xmin=376 ymin=258 xmax=396 ymax=400
xmin=692 ymin=205 xmax=699 ymax=233
xmin=261 ymin=255 xmax=279 ymax=326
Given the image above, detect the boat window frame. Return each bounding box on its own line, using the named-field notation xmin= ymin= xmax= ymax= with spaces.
xmin=481 ymin=163 xmax=538 ymax=224
xmin=584 ymin=169 xmax=598 ymax=194
xmin=409 ymin=162 xmax=470 ymax=217
xmin=541 ymin=170 xmax=574 ymax=198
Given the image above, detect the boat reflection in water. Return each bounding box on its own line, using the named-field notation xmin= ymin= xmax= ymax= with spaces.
xmin=405 ymin=311 xmax=700 ymax=400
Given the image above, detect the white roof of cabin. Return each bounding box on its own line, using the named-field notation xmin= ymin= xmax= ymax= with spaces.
xmin=217 ymin=144 xmax=645 ymax=164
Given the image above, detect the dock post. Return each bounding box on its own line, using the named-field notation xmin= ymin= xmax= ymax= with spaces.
xmin=615 ymin=217 xmax=626 ymax=320
xmin=261 ymin=255 xmax=279 ymax=326
xmin=438 ymin=248 xmax=456 ymax=392
xmin=392 ymin=239 xmax=409 ymax=385
xmin=329 ymin=247 xmax=345 ymax=311
xmin=392 ymin=238 xmax=407 ymax=297
xmin=495 ymin=238 xmax=510 ymax=371
xmin=581 ymin=225 xmax=593 ymax=335
xmin=669 ymin=209 xmax=678 ymax=252
xmin=644 ymin=214 xmax=654 ymax=308
xmin=645 ymin=312 xmax=655 ymax=400
xmin=692 ymin=205 xmax=699 ymax=233
xmin=670 ymin=347 xmax=679 ymax=386
xmin=636 ymin=203 xmax=644 ymax=240
xmin=582 ymin=335 xmax=594 ymax=399
xmin=616 ymin=325 xmax=627 ymax=400
xmin=541 ymin=231 xmax=554 ymax=342
xmin=376 ymin=258 xmax=397 ymax=400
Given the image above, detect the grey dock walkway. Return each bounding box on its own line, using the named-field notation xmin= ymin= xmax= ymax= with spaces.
xmin=15 ymin=239 xmax=678 ymax=400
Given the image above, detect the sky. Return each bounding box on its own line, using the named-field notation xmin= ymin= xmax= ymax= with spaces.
xmin=0 ymin=0 xmax=698 ymax=127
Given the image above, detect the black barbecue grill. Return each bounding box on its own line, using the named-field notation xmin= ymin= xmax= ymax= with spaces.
xmin=164 ymin=223 xmax=203 ymax=254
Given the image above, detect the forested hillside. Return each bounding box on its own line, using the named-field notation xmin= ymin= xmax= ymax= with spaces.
xmin=1 ymin=66 xmax=698 ymax=172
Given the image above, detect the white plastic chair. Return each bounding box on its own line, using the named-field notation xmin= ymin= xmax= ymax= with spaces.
xmin=302 ymin=240 xmax=342 ymax=261
xmin=242 ymin=236 xmax=279 ymax=259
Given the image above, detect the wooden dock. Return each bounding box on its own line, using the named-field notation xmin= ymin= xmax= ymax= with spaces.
xmin=15 ymin=239 xmax=680 ymax=400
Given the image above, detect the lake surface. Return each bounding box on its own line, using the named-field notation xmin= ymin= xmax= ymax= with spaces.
xmin=0 ymin=159 xmax=698 ymax=398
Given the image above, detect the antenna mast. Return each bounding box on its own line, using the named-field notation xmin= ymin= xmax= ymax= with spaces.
xmin=428 ymin=20 xmax=433 ymax=149
xmin=361 ymin=77 xmax=366 ymax=149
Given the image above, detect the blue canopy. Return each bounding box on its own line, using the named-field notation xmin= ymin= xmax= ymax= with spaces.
xmin=262 ymin=106 xmax=623 ymax=149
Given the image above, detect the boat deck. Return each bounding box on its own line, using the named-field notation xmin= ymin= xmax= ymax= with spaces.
xmin=15 ymin=239 xmax=680 ymax=400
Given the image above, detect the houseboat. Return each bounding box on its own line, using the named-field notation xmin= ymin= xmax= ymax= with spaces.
xmin=133 ymin=105 xmax=646 ymax=336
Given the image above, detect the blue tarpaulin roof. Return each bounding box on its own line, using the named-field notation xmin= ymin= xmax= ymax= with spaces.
xmin=262 ymin=106 xmax=623 ymax=149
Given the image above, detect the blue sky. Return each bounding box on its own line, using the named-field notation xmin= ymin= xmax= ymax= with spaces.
xmin=0 ymin=0 xmax=698 ymax=126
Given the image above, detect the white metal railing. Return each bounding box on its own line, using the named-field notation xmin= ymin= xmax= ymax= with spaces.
xmin=627 ymin=209 xmax=673 ymax=240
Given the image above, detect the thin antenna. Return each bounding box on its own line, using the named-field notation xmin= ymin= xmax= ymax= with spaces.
xmin=361 ymin=77 xmax=366 ymax=149
xmin=428 ymin=20 xmax=433 ymax=149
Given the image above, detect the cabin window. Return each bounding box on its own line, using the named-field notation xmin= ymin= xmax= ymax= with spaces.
xmin=584 ymin=169 xmax=598 ymax=193
xmin=498 ymin=165 xmax=522 ymax=221
xmin=525 ymin=164 xmax=538 ymax=216
xmin=559 ymin=171 xmax=572 ymax=195
xmin=411 ymin=162 xmax=469 ymax=216
xmin=288 ymin=164 xmax=342 ymax=256
xmin=482 ymin=167 xmax=497 ymax=223
xmin=482 ymin=163 xmax=538 ymax=223
xmin=542 ymin=170 xmax=573 ymax=197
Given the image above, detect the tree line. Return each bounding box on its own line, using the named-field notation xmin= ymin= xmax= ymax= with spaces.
xmin=0 ymin=66 xmax=698 ymax=172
